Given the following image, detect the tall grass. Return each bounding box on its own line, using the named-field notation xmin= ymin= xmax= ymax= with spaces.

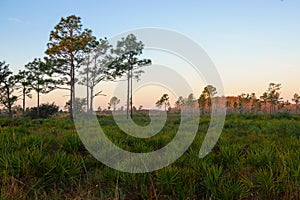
xmin=0 ymin=114 xmax=299 ymax=199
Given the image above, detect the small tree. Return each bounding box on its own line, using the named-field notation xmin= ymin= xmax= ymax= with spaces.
xmin=112 ymin=33 xmax=151 ymax=119
xmin=14 ymin=70 xmax=32 ymax=115
xmin=198 ymin=85 xmax=217 ymax=113
xmin=284 ymin=100 xmax=291 ymax=113
xmin=0 ymin=61 xmax=18 ymax=118
xmin=25 ymin=58 xmax=56 ymax=117
xmin=156 ymin=94 xmax=170 ymax=111
xmin=238 ymin=93 xmax=251 ymax=114
xmin=292 ymin=93 xmax=300 ymax=113
xmin=198 ymin=93 xmax=206 ymax=114
xmin=109 ymin=96 xmax=120 ymax=111
xmin=79 ymin=37 xmax=113 ymax=114
xmin=260 ymin=92 xmax=268 ymax=114
xmin=65 ymin=98 xmax=87 ymax=114
xmin=225 ymin=101 xmax=231 ymax=113
xmin=80 ymin=37 xmax=99 ymax=114
xmin=251 ymin=93 xmax=261 ymax=113
xmin=266 ymin=83 xmax=282 ymax=114
xmin=186 ymin=93 xmax=195 ymax=108
xmin=278 ymin=100 xmax=286 ymax=113
xmin=175 ymin=96 xmax=185 ymax=110
xmin=138 ymin=105 xmax=143 ymax=111
xmin=233 ymin=101 xmax=238 ymax=113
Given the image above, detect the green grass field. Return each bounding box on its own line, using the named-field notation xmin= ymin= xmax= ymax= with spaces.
xmin=0 ymin=114 xmax=299 ymax=199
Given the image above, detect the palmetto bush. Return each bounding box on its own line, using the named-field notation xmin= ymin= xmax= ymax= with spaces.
xmin=0 ymin=114 xmax=299 ymax=199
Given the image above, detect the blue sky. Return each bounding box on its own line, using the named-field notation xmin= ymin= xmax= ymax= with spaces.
xmin=0 ymin=0 xmax=299 ymax=108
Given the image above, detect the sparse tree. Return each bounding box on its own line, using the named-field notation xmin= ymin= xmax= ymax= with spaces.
xmin=79 ymin=36 xmax=99 ymax=114
xmin=138 ymin=105 xmax=143 ymax=111
xmin=260 ymin=92 xmax=268 ymax=114
xmin=186 ymin=93 xmax=195 ymax=109
xmin=233 ymin=101 xmax=238 ymax=113
xmin=156 ymin=94 xmax=170 ymax=111
xmin=238 ymin=93 xmax=251 ymax=114
xmin=25 ymin=58 xmax=56 ymax=117
xmin=45 ymin=15 xmax=96 ymax=119
xmin=198 ymin=85 xmax=217 ymax=113
xmin=79 ymin=37 xmax=113 ymax=114
xmin=198 ymin=93 xmax=206 ymax=114
xmin=266 ymin=83 xmax=282 ymax=114
xmin=278 ymin=100 xmax=286 ymax=112
xmin=175 ymin=96 xmax=185 ymax=110
xmin=109 ymin=96 xmax=120 ymax=111
xmin=233 ymin=101 xmax=239 ymax=113
xmin=225 ymin=101 xmax=231 ymax=113
xmin=284 ymin=100 xmax=291 ymax=113
xmin=14 ymin=70 xmax=32 ymax=115
xmin=292 ymin=93 xmax=300 ymax=113
xmin=132 ymin=105 xmax=137 ymax=112
xmin=250 ymin=93 xmax=260 ymax=113
xmin=0 ymin=61 xmax=18 ymax=118
xmin=112 ymin=34 xmax=151 ymax=119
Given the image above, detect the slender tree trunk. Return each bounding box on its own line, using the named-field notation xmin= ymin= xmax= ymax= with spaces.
xmin=8 ymin=106 xmax=12 ymax=118
xmin=126 ymin=70 xmax=130 ymax=119
xmin=37 ymin=90 xmax=40 ymax=117
xmin=264 ymin=102 xmax=267 ymax=114
xmin=130 ymin=68 xmax=133 ymax=118
xmin=208 ymin=99 xmax=212 ymax=114
xmin=89 ymin=57 xmax=97 ymax=115
xmin=22 ymin=87 xmax=26 ymax=116
xmin=8 ymin=105 xmax=12 ymax=118
xmin=69 ymin=30 xmax=75 ymax=120
xmin=86 ymin=61 xmax=89 ymax=114
xmin=70 ymin=60 xmax=76 ymax=119
xmin=90 ymin=88 xmax=94 ymax=114
xmin=6 ymin=86 xmax=12 ymax=119
xmin=270 ymin=104 xmax=272 ymax=114
xmin=70 ymin=66 xmax=73 ymax=120
xmin=72 ymin=65 xmax=76 ymax=119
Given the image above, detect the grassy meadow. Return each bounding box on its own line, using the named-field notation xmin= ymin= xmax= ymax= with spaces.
xmin=0 ymin=113 xmax=299 ymax=199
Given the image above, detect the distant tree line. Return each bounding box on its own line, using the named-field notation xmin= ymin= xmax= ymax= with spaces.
xmin=168 ymin=83 xmax=300 ymax=114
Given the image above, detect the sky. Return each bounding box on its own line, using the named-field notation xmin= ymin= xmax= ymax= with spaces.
xmin=0 ymin=0 xmax=299 ymax=109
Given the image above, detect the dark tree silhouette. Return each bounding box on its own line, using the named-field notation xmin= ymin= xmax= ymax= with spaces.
xmin=25 ymin=58 xmax=57 ymax=117
xmin=14 ymin=70 xmax=32 ymax=115
xmin=156 ymin=94 xmax=170 ymax=111
xmin=0 ymin=61 xmax=18 ymax=118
